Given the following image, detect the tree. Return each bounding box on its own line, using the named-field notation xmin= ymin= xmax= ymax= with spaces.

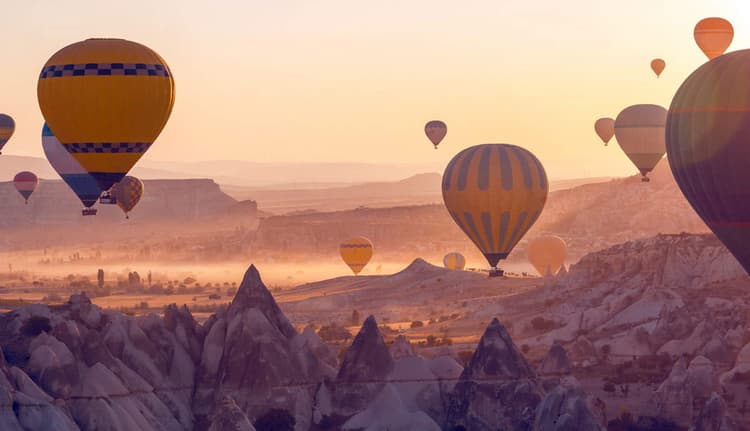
xmin=351 ymin=309 xmax=361 ymax=326
xmin=97 ymin=269 xmax=104 ymax=289
xmin=410 ymin=320 xmax=424 ymax=328
xmin=600 ymin=344 xmax=611 ymax=362
xmin=253 ymin=408 xmax=295 ymax=431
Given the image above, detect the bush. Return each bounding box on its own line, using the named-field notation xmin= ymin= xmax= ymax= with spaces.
xmin=603 ymin=381 xmax=616 ymax=393
xmin=530 ymin=316 xmax=555 ymax=331
xmin=410 ymin=320 xmax=424 ymax=328
xmin=318 ymin=323 xmax=352 ymax=342
xmin=254 ymin=408 xmax=295 ymax=431
xmin=20 ymin=316 xmax=51 ymax=337
xmin=457 ymin=350 xmax=474 ymax=366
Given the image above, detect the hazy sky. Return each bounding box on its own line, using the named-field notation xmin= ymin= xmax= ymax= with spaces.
xmin=1 ymin=1 xmax=748 ymax=179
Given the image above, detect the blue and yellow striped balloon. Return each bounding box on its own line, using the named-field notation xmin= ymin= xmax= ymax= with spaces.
xmin=42 ymin=123 xmax=102 ymax=209
xmin=37 ymin=38 xmax=174 ymax=192
xmin=442 ymin=144 xmax=548 ymax=274
xmin=0 ymin=114 xmax=15 ymax=154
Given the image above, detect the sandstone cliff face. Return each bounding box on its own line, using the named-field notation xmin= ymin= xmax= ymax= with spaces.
xmin=0 ymin=179 xmax=239 ymax=227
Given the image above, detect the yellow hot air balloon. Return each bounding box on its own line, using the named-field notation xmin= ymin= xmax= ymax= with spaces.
xmin=694 ymin=18 xmax=733 ymax=60
xmin=594 ymin=118 xmax=615 ymax=146
xmin=111 ymin=176 xmax=144 ymax=218
xmin=650 ymin=58 xmax=666 ymax=77
xmin=527 ymin=236 xmax=567 ymax=277
xmin=340 ymin=237 xmax=373 ymax=275
xmin=442 ymin=144 xmax=548 ymax=277
xmin=37 ymin=38 xmax=175 ymax=193
xmin=443 ymin=252 xmax=466 ymax=270
xmin=614 ymin=104 xmax=667 ymax=182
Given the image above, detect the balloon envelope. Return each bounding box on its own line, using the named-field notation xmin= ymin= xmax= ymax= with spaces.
xmin=594 ymin=118 xmax=615 ymax=145
xmin=650 ymin=58 xmax=666 ymax=77
xmin=694 ymin=18 xmax=733 ymax=60
xmin=614 ymin=104 xmax=667 ymax=181
xmin=37 ymin=38 xmax=175 ymax=192
xmin=667 ymin=49 xmax=750 ymax=274
xmin=112 ymin=176 xmax=144 ymax=215
xmin=527 ymin=236 xmax=567 ymax=276
xmin=42 ymin=123 xmax=102 ymax=208
xmin=0 ymin=114 xmax=15 ymax=154
xmin=442 ymin=144 xmax=548 ymax=271
xmin=340 ymin=237 xmax=373 ymax=275
xmin=425 ymin=120 xmax=447 ymax=148
xmin=13 ymin=171 xmax=38 ymax=203
xmin=443 ymin=252 xmax=466 ymax=270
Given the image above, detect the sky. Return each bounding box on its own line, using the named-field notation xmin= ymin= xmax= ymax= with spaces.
xmin=1 ymin=0 xmax=748 ymax=180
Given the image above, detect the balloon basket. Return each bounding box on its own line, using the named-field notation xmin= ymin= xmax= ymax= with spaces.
xmin=641 ymin=177 xmax=650 ymax=183
xmin=82 ymin=208 xmax=98 ymax=216
xmin=489 ymin=268 xmax=504 ymax=278
xmin=99 ymin=192 xmax=117 ymax=205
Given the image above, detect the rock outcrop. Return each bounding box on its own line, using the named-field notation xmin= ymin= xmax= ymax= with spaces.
xmin=534 ymin=379 xmax=605 ymax=431
xmin=193 ymin=265 xmax=333 ymax=430
xmin=691 ymin=393 xmax=737 ymax=431
xmin=539 ymin=343 xmax=572 ymax=375
xmin=447 ymin=318 xmax=542 ymax=431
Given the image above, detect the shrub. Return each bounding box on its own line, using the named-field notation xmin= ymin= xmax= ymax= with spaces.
xmin=410 ymin=320 xmax=424 ymax=328
xmin=254 ymin=408 xmax=295 ymax=431
xmin=20 ymin=316 xmax=51 ymax=337
xmin=530 ymin=316 xmax=555 ymax=331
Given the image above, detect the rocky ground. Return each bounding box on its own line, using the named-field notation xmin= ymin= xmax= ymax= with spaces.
xmin=1 ymin=232 xmax=749 ymax=430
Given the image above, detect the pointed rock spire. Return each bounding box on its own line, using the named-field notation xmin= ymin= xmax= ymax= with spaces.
xmin=228 ymin=264 xmax=295 ymax=339
xmin=462 ymin=318 xmax=535 ymax=380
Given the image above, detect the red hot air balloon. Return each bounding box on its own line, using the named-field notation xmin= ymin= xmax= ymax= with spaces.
xmin=666 ymin=49 xmax=750 ymax=274
xmin=14 ymin=172 xmax=38 ymax=204
xmin=425 ymin=120 xmax=447 ymax=149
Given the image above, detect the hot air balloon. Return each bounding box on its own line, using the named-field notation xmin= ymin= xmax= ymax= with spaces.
xmin=694 ymin=18 xmax=733 ymax=60
xmin=442 ymin=144 xmax=548 ymax=277
xmin=13 ymin=172 xmax=38 ymax=204
xmin=651 ymin=58 xmax=666 ymax=77
xmin=594 ymin=118 xmax=615 ymax=146
xmin=527 ymin=236 xmax=567 ymax=277
xmin=0 ymin=114 xmax=15 ymax=154
xmin=37 ymin=38 xmax=175 ymax=193
xmin=443 ymin=252 xmax=466 ymax=270
xmin=666 ymin=49 xmax=750 ymax=275
xmin=111 ymin=176 xmax=144 ymax=218
xmin=339 ymin=237 xmax=373 ymax=275
xmin=614 ymin=104 xmax=667 ymax=182
xmin=425 ymin=120 xmax=447 ymax=149
xmin=42 ymin=123 xmax=102 ymax=215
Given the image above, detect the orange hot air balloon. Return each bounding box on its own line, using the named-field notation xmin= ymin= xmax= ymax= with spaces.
xmin=594 ymin=118 xmax=615 ymax=146
xmin=527 ymin=236 xmax=567 ymax=277
xmin=650 ymin=59 xmax=666 ymax=77
xmin=111 ymin=176 xmax=144 ymax=218
xmin=694 ymin=18 xmax=733 ymax=60
xmin=339 ymin=237 xmax=373 ymax=275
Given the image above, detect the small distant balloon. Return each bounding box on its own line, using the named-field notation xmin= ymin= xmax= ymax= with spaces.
xmin=527 ymin=236 xmax=567 ymax=277
xmin=0 ymin=114 xmax=15 ymax=154
xmin=694 ymin=18 xmax=733 ymax=60
xmin=650 ymin=58 xmax=666 ymax=77
xmin=340 ymin=237 xmax=373 ymax=275
xmin=425 ymin=120 xmax=447 ymax=149
xmin=614 ymin=104 xmax=667 ymax=182
xmin=111 ymin=176 xmax=144 ymax=218
xmin=14 ymin=172 xmax=38 ymax=204
xmin=443 ymin=252 xmax=466 ymax=270
xmin=594 ymin=118 xmax=615 ymax=146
